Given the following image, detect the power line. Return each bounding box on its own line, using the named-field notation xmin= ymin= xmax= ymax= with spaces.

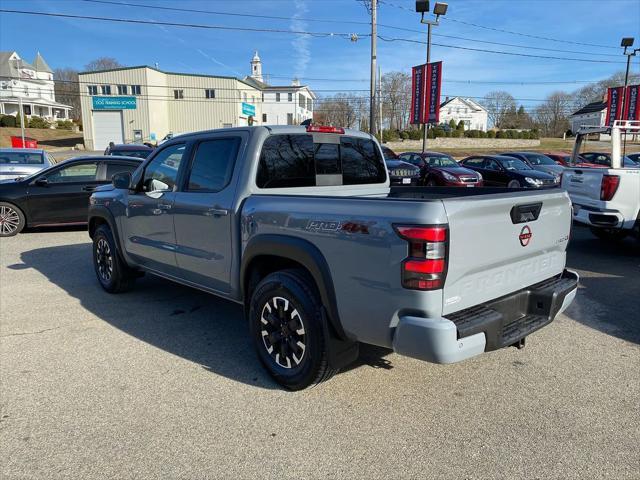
xmin=80 ymin=0 xmax=619 ymax=58
xmin=378 ymin=0 xmax=619 ymax=49
xmin=0 ymin=9 xmax=628 ymax=65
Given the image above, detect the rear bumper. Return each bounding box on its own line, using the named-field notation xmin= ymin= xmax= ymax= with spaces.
xmin=573 ymin=204 xmax=625 ymax=228
xmin=392 ymin=269 xmax=579 ymax=364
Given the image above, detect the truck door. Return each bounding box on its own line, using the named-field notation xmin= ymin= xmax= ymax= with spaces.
xmin=172 ymin=134 xmax=245 ymax=293
xmin=123 ymin=143 xmax=187 ymax=272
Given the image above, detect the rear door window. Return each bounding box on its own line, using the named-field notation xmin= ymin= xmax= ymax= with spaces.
xmin=186 ymin=137 xmax=241 ymax=192
xmin=105 ymin=162 xmax=139 ymax=180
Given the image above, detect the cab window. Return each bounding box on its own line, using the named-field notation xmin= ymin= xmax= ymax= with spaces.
xmin=142 ymin=144 xmax=186 ymax=192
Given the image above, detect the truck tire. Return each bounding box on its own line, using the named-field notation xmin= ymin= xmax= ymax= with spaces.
xmin=249 ymin=269 xmax=336 ymax=390
xmin=589 ymin=227 xmax=628 ymax=242
xmin=92 ymin=224 xmax=136 ymax=293
xmin=0 ymin=202 xmax=26 ymax=237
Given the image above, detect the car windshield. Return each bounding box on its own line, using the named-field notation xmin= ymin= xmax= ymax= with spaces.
xmin=524 ymin=153 xmax=555 ymax=166
xmin=425 ymin=155 xmax=458 ymax=167
xmin=499 ymin=157 xmax=531 ymax=170
xmin=110 ymin=149 xmax=151 ymax=159
xmin=0 ymin=152 xmax=43 ymax=165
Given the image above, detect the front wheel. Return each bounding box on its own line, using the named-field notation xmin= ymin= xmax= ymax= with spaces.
xmin=590 ymin=227 xmax=628 ymax=242
xmin=507 ymin=180 xmax=521 ymax=188
xmin=248 ymin=269 xmax=336 ymax=390
xmin=0 ymin=202 xmax=26 ymax=237
xmin=92 ymin=224 xmax=136 ymax=293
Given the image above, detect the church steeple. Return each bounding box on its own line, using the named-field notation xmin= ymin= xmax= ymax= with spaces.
xmin=250 ymin=51 xmax=263 ymax=82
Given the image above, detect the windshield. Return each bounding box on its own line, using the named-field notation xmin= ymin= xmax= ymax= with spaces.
xmin=499 ymin=158 xmax=531 ymax=170
xmin=524 ymin=153 xmax=556 ymax=166
xmin=110 ymin=149 xmax=151 ymax=159
xmin=0 ymin=152 xmax=43 ymax=165
xmin=425 ymin=155 xmax=458 ymax=167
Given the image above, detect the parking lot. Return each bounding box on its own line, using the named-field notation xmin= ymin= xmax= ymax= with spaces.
xmin=0 ymin=225 xmax=638 ymax=479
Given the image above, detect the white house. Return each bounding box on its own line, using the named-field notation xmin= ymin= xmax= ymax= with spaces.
xmin=438 ymin=96 xmax=488 ymax=131
xmin=0 ymin=51 xmax=72 ymax=121
xmin=570 ymin=100 xmax=606 ymax=134
xmin=243 ymin=51 xmax=315 ymax=125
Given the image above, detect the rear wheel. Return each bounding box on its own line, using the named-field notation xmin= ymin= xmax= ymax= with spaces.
xmin=590 ymin=227 xmax=628 ymax=242
xmin=92 ymin=224 xmax=136 ymax=293
xmin=508 ymin=180 xmax=521 ymax=188
xmin=0 ymin=202 xmax=25 ymax=237
xmin=249 ymin=269 xmax=336 ymax=390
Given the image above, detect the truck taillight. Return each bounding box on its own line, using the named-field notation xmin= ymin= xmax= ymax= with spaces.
xmin=306 ymin=125 xmax=345 ymax=134
xmin=394 ymin=225 xmax=448 ymax=290
xmin=600 ymin=174 xmax=620 ymax=201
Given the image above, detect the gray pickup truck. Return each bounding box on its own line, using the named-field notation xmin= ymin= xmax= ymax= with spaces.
xmin=88 ymin=125 xmax=578 ymax=390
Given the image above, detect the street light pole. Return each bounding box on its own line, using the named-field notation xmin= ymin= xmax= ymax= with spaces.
xmin=422 ymin=22 xmax=432 ymax=153
xmin=619 ymin=37 xmax=638 ymax=157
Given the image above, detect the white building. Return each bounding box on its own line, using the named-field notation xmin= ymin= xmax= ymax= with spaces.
xmin=0 ymin=51 xmax=72 ymax=121
xmin=438 ymin=96 xmax=488 ymax=131
xmin=78 ymin=65 xmax=264 ymax=150
xmin=570 ymin=100 xmax=606 ymax=134
xmin=243 ymin=51 xmax=315 ymax=125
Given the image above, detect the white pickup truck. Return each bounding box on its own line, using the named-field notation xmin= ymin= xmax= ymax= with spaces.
xmin=562 ymin=120 xmax=640 ymax=241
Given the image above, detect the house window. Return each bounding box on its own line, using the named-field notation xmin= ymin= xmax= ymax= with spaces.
xmin=117 ymin=85 xmax=128 ymax=95
xmin=174 ymin=90 xmax=184 ymax=99
xmin=24 ymin=86 xmax=29 ymax=96
xmin=287 ymin=113 xmax=293 ymax=125
xmin=262 ymin=113 xmax=267 ymax=122
xmin=243 ymin=92 xmax=247 ymax=102
xmin=23 ymin=105 xmax=31 ymax=115
xmin=261 ymin=93 xmax=264 ymax=102
xmin=88 ymin=85 xmax=98 ymax=95
xmin=299 ymin=94 xmax=305 ymax=108
xmin=276 ymin=93 xmax=281 ymax=102
xmin=288 ymin=92 xmax=292 ymax=102
xmin=205 ymin=89 xmax=216 ymax=99
xmin=307 ymin=98 xmax=312 ymax=111
xmin=131 ymin=85 xmax=141 ymax=95
xmin=101 ymin=85 xmax=111 ymax=95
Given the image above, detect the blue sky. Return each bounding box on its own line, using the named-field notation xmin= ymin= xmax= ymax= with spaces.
xmin=1 ymin=0 xmax=639 ymax=111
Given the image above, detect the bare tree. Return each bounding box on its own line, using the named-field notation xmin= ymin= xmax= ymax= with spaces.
xmin=53 ymin=68 xmax=81 ymax=120
xmin=533 ymin=91 xmax=573 ymax=137
xmin=314 ymin=94 xmax=357 ymax=128
xmin=481 ymin=91 xmax=516 ymax=128
xmin=381 ymin=71 xmax=411 ymax=130
xmin=84 ymin=57 xmax=123 ymax=72
xmin=573 ymin=70 xmax=640 ymax=110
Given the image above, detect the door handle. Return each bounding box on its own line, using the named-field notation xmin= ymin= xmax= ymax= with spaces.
xmin=158 ymin=203 xmax=172 ymax=210
xmin=206 ymin=207 xmax=228 ymax=217
xmin=82 ymin=186 xmax=97 ymax=192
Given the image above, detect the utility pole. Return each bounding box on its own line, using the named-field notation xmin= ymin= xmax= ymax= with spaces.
xmin=378 ymin=65 xmax=383 ymax=137
xmin=370 ymin=0 xmax=377 ymax=136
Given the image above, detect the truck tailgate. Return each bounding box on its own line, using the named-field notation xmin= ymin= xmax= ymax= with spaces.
xmin=562 ymin=167 xmax=605 ymax=205
xmin=441 ymin=190 xmax=571 ymax=315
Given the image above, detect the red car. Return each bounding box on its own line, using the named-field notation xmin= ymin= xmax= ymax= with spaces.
xmin=544 ymin=151 xmax=573 ymax=166
xmin=398 ymin=151 xmax=484 ymax=187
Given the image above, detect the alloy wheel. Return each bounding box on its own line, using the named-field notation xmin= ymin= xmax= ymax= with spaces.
xmin=95 ymin=238 xmax=113 ymax=282
xmin=260 ymin=296 xmax=306 ymax=369
xmin=0 ymin=205 xmax=20 ymax=235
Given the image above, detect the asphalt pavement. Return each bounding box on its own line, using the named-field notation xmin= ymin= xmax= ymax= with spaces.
xmin=1 ymin=225 xmax=638 ymax=479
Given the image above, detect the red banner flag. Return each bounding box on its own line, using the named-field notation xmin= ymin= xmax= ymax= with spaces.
xmin=606 ymin=86 xmax=625 ymax=126
xmin=623 ymin=84 xmax=640 ymax=121
xmin=410 ymin=61 xmax=442 ymax=125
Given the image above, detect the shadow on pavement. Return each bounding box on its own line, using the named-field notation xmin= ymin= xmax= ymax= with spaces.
xmin=564 ymin=225 xmax=640 ymax=344
xmin=10 ymin=243 xmax=394 ymax=389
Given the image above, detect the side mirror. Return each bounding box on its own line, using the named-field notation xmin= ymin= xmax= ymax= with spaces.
xmin=34 ymin=178 xmax=48 ymax=187
xmin=112 ymin=171 xmax=132 ymax=190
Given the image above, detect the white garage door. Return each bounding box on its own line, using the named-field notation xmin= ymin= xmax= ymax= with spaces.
xmin=93 ymin=111 xmax=124 ymax=150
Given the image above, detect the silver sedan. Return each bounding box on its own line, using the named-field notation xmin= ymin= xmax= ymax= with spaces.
xmin=0 ymin=148 xmax=55 ymax=180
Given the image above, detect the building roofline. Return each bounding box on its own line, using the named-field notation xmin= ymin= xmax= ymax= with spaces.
xmin=78 ymin=64 xmax=260 ymax=89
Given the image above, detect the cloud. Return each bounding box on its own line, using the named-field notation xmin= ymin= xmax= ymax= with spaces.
xmin=290 ymin=0 xmax=311 ymax=79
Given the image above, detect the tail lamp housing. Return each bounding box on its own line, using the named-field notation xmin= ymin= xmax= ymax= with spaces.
xmin=600 ymin=174 xmax=620 ymax=201
xmin=394 ymin=225 xmax=448 ymax=290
